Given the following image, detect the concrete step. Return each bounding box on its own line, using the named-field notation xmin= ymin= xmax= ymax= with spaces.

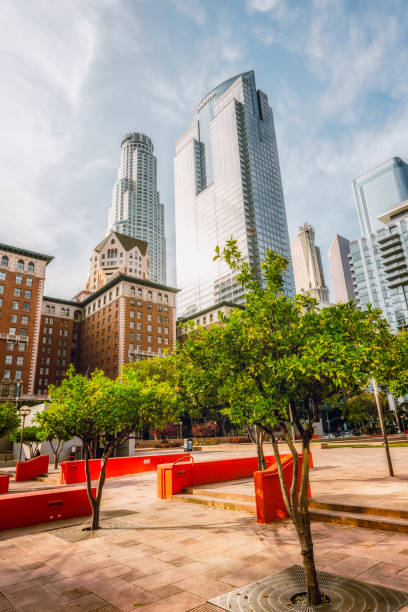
xmin=309 ymin=507 xmax=408 ymax=534
xmin=309 ymin=500 xmax=408 ymax=521
xmin=184 ymin=487 xmax=256 ymax=503
xmin=174 ymin=493 xmax=257 ymax=514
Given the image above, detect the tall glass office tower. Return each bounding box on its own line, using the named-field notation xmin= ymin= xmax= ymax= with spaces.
xmin=107 ymin=132 xmax=166 ymax=284
xmin=353 ymin=157 xmax=408 ymax=237
xmin=174 ymin=70 xmax=294 ymax=317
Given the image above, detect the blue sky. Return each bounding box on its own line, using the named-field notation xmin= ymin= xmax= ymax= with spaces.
xmin=1 ymin=0 xmax=408 ymax=298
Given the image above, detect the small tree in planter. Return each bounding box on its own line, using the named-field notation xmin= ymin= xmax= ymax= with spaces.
xmin=35 ymin=409 xmax=71 ymax=468
xmin=179 ymin=240 xmax=393 ymax=606
xmin=10 ymin=425 xmax=42 ymax=458
xmin=46 ymin=365 xmax=179 ymax=530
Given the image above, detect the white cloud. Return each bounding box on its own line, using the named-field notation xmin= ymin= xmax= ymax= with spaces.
xmin=246 ymin=0 xmax=281 ymax=13
xmin=170 ymin=0 xmax=207 ymax=25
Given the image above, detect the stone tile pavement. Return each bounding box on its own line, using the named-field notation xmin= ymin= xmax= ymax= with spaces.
xmin=0 ymin=446 xmax=408 ymax=610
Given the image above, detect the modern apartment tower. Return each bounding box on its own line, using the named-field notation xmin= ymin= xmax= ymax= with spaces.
xmin=328 ymin=235 xmax=355 ymax=303
xmin=174 ymin=70 xmax=294 ymax=317
xmin=107 ymin=132 xmax=166 ymax=285
xmin=290 ymin=223 xmax=329 ymax=303
xmin=353 ymin=157 xmax=408 ymax=236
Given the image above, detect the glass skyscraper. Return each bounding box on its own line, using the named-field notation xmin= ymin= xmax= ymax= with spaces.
xmin=107 ymin=132 xmax=166 ymax=284
xmin=328 ymin=234 xmax=355 ymax=304
xmin=174 ymin=70 xmax=294 ymax=317
xmin=353 ymin=157 xmax=408 ymax=236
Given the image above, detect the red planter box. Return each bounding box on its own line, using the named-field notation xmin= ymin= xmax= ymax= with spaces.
xmin=157 ymin=455 xmax=276 ymax=499
xmin=0 ymin=486 xmax=95 ymax=530
xmin=15 ymin=455 xmax=49 ymax=482
xmin=0 ymin=475 xmax=9 ymax=494
xmin=60 ymin=453 xmax=190 ymax=484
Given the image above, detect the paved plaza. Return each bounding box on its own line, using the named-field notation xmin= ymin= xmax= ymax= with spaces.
xmin=0 ymin=444 xmax=408 ymax=611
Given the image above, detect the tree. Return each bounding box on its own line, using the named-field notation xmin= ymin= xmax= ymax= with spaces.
xmin=178 ymin=240 xmax=392 ymax=606
xmin=0 ymin=402 xmax=19 ymax=439
xmin=10 ymin=425 xmax=42 ymax=458
xmin=46 ymin=365 xmax=179 ymax=530
xmin=343 ymin=391 xmax=394 ymax=433
xmin=35 ymin=409 xmax=71 ymax=468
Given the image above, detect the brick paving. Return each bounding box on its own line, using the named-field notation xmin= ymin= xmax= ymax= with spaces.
xmin=0 ymin=445 xmax=407 ymax=610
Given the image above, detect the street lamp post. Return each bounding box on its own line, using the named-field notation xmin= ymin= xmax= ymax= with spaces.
xmin=18 ymin=405 xmax=31 ymax=462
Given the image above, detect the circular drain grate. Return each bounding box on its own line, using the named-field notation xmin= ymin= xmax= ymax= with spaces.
xmin=210 ymin=565 xmax=408 ymax=611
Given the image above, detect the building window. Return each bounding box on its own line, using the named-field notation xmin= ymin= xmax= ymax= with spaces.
xmin=147 ymin=324 xmax=152 ymax=332
xmin=148 ymin=335 xmax=152 ymax=342
xmin=17 ymin=259 xmax=24 ymax=270
xmin=12 ymin=299 xmax=19 ymax=309
xmin=0 ymin=271 xmax=6 ymax=281
xmin=9 ymin=327 xmax=16 ymax=335
xmin=15 ymin=275 xmax=22 ymax=285
xmin=5 ymin=355 xmax=12 ymax=364
xmin=147 ymin=346 xmax=152 ymax=353
xmin=165 ymin=327 xmax=169 ymax=334
xmin=24 ymin=290 xmax=31 ymax=299
xmin=22 ymin=316 xmax=28 ymax=324
xmin=164 ymin=338 xmax=169 ymax=345
xmin=0 ymin=286 xmax=4 ymax=294
xmin=137 ymin=288 xmax=142 ymax=297
xmin=1 ymin=255 xmax=9 ymax=267
xmin=10 ymin=314 xmax=17 ymax=323
xmin=26 ymin=277 xmax=32 ymax=286
xmin=137 ymin=322 xmax=142 ymax=330
xmin=15 ymin=370 xmax=22 ymax=380
xmin=3 ymin=370 xmax=11 ymax=379
xmin=27 ymin=262 xmax=34 ymax=273
xmin=14 ymin=288 xmax=21 ymax=297
xmin=16 ymin=356 xmax=24 ymax=365
xmin=22 ymin=303 xmax=30 ymax=311
xmin=147 ymin=314 xmax=152 ymax=321
xmin=130 ymin=321 xmax=135 ymax=329
xmin=18 ymin=343 xmax=25 ymax=351
xmin=6 ymin=341 xmax=14 ymax=350
xmin=158 ymin=337 xmax=162 ymax=344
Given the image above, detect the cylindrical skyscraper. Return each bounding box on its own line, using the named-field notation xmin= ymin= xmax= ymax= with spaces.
xmin=107 ymin=132 xmax=166 ymax=284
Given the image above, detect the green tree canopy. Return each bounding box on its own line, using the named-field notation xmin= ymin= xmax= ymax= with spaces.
xmin=0 ymin=402 xmax=19 ymax=439
xmin=178 ymin=239 xmax=394 ymax=606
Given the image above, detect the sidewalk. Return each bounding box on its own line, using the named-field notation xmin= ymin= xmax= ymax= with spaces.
xmin=0 ymin=446 xmax=407 ymax=610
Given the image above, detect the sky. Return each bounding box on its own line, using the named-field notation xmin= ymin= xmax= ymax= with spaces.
xmin=1 ymin=0 xmax=408 ymax=299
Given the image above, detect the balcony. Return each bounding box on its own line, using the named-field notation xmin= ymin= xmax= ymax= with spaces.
xmin=0 ymin=333 xmax=29 ymax=342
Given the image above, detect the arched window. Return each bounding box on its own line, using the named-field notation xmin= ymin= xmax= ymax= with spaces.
xmin=61 ymin=308 xmax=65 ymax=316
xmin=74 ymin=310 xmax=81 ymax=320
xmin=1 ymin=255 xmax=8 ymax=267
xmin=137 ymin=288 xmax=142 ymax=297
xmin=46 ymin=305 xmax=50 ymax=313
xmin=158 ymin=293 xmax=162 ymax=302
xmin=148 ymin=290 xmax=152 ymax=300
xmin=27 ymin=262 xmax=34 ymax=273
xmin=164 ymin=294 xmax=168 ymax=303
xmin=130 ymin=287 xmax=135 ymax=296
xmin=17 ymin=260 xmax=24 ymax=270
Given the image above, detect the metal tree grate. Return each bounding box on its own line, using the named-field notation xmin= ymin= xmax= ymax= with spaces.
xmin=209 ymin=565 xmax=408 ymax=611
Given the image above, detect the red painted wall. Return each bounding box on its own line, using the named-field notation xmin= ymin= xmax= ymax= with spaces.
xmin=157 ymin=455 xmax=275 ymax=499
xmin=0 ymin=475 xmax=9 ymax=494
xmin=15 ymin=455 xmax=49 ymax=482
xmin=0 ymin=486 xmax=95 ymax=530
xmin=60 ymin=453 xmax=190 ymax=484
xmin=254 ymin=454 xmax=312 ymax=523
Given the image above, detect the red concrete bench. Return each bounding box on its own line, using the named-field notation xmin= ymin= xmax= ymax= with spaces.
xmin=60 ymin=453 xmax=190 ymax=484
xmin=0 ymin=474 xmax=9 ymax=494
xmin=254 ymin=454 xmax=311 ymax=523
xmin=15 ymin=455 xmax=49 ymax=482
xmin=157 ymin=455 xmax=276 ymax=499
xmin=0 ymin=486 xmax=95 ymax=530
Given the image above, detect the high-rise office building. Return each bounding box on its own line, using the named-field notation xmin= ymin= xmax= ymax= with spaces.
xmin=290 ymin=223 xmax=329 ymax=303
xmin=174 ymin=70 xmax=294 ymax=317
xmin=328 ymin=235 xmax=355 ymax=303
xmin=107 ymin=132 xmax=166 ymax=285
xmin=349 ymin=200 xmax=408 ymax=332
xmin=353 ymin=157 xmax=408 ymax=236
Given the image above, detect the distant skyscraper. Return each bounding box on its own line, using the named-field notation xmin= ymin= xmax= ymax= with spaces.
xmin=328 ymin=235 xmax=355 ymax=303
xmin=353 ymin=157 xmax=408 ymax=237
xmin=290 ymin=223 xmax=329 ymax=303
xmin=350 ymin=199 xmax=408 ymax=332
xmin=174 ymin=70 xmax=294 ymax=317
xmin=107 ymin=132 xmax=166 ymax=284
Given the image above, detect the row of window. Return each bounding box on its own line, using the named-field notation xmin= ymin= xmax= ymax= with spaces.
xmin=4 ymin=355 xmax=24 ymax=365
xmin=1 ymin=256 xmax=35 ymax=272
xmin=2 ymin=369 xmax=22 ymax=379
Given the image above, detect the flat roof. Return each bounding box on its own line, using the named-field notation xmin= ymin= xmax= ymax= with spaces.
xmin=177 ymin=300 xmax=243 ymax=323
xmin=43 ymin=296 xmax=80 ymax=307
xmin=0 ymin=242 xmax=53 ymax=263
xmin=377 ymin=199 xmax=408 ymax=225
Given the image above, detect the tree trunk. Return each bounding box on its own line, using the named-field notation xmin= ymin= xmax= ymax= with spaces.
xmin=255 ymin=425 xmax=266 ymax=470
xmin=91 ymin=451 xmax=111 ymax=530
xmin=298 ymin=440 xmax=321 ymax=606
xmin=84 ymin=443 xmax=98 ymax=530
